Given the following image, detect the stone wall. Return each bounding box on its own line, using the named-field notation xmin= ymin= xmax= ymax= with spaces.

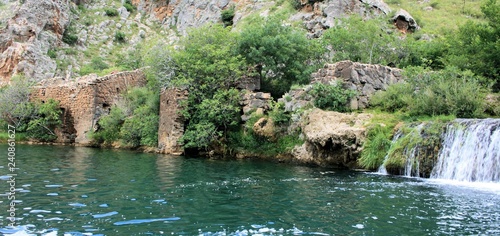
xmin=311 ymin=60 xmax=403 ymax=109
xmin=157 ymin=88 xmax=187 ymax=155
xmin=30 ymin=70 xmax=146 ymax=144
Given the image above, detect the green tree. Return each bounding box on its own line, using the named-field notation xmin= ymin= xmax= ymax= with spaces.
xmin=238 ymin=15 xmax=322 ymax=97
xmin=445 ymin=0 xmax=500 ymax=91
xmin=168 ymin=24 xmax=245 ymax=151
xmin=0 ymin=76 xmax=35 ymax=127
xmin=322 ymin=16 xmax=403 ymax=66
xmin=26 ymin=99 xmax=62 ymax=142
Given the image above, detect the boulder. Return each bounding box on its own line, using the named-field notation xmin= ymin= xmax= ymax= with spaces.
xmin=253 ymin=117 xmax=276 ymax=140
xmin=391 ymin=9 xmax=420 ymax=33
xmin=292 ymin=109 xmax=372 ymax=168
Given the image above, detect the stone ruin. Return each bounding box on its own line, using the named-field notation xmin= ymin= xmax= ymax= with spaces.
xmin=30 ymin=70 xmax=147 ymax=144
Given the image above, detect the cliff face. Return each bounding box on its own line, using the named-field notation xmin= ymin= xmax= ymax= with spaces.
xmin=0 ymin=0 xmax=71 ymax=85
xmin=0 ymin=0 xmax=400 ymax=85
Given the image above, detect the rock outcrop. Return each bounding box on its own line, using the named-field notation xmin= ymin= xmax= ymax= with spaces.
xmin=290 ymin=0 xmax=391 ymax=38
xmin=292 ymin=109 xmax=371 ymax=168
xmin=30 ymin=70 xmax=147 ymax=144
xmin=240 ymin=91 xmax=272 ymax=122
xmin=135 ymin=0 xmax=231 ymax=35
xmin=0 ymin=0 xmax=72 ymax=85
xmin=311 ymin=60 xmax=403 ymax=109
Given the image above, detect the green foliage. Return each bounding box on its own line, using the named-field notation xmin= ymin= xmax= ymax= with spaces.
xmin=221 ymin=6 xmax=235 ymax=27
xmin=124 ymin=0 xmax=136 ymax=12
xmin=444 ymin=0 xmax=500 ymax=91
xmin=120 ymin=87 xmax=159 ymax=148
xmin=114 ymin=31 xmax=126 ymax=42
xmin=268 ymin=101 xmax=291 ymax=125
xmin=0 ymin=75 xmax=35 ymax=127
xmin=47 ymin=49 xmax=57 ymax=59
xmin=62 ymin=29 xmax=78 ymax=45
xmin=150 ymin=24 xmax=246 ymax=151
xmin=228 ymin=129 xmax=303 ymax=157
xmin=322 ymin=16 xmax=400 ymax=66
xmin=238 ymin=15 xmax=323 ymax=97
xmin=358 ymin=125 xmax=393 ymax=170
xmin=105 ymin=8 xmax=119 ymax=17
xmin=80 ymin=57 xmax=110 ymax=75
xmin=372 ymin=66 xmax=487 ymax=118
xmin=310 ymin=82 xmax=356 ymax=112
xmin=91 ymin=87 xmax=159 ymax=148
xmin=26 ymin=99 xmax=62 ymax=142
xmin=180 ymin=89 xmax=241 ymax=150
xmin=91 ymin=106 xmax=125 ymax=145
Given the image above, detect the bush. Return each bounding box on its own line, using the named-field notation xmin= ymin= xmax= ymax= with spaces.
xmin=221 ymin=6 xmax=235 ymax=27
xmin=372 ymin=66 xmax=487 ymax=118
xmin=358 ymin=125 xmax=393 ymax=170
xmin=238 ymin=15 xmax=323 ymax=97
xmin=47 ymin=49 xmax=57 ymax=59
xmin=62 ymin=32 xmax=78 ymax=45
xmin=105 ymin=8 xmax=119 ymax=17
xmin=310 ymin=82 xmax=356 ymax=112
xmin=92 ymin=106 xmax=125 ymax=144
xmin=91 ymin=87 xmax=159 ymax=148
xmin=124 ymin=0 xmax=136 ymax=12
xmin=114 ymin=31 xmax=126 ymax=42
xmin=26 ymin=99 xmax=62 ymax=142
xmin=444 ymin=0 xmax=500 ymax=91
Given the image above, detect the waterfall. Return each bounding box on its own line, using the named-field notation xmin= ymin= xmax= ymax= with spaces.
xmin=378 ymin=125 xmax=423 ymax=177
xmin=430 ymin=119 xmax=500 ymax=182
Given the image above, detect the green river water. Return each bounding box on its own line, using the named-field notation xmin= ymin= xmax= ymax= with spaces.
xmin=0 ymin=144 xmax=499 ymax=235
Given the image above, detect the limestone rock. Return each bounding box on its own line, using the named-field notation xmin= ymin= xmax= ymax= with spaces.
xmin=136 ymin=0 xmax=230 ymax=35
xmin=292 ymin=109 xmax=372 ymax=168
xmin=0 ymin=0 xmax=72 ymax=85
xmin=392 ymin=9 xmax=420 ymax=33
xmin=311 ymin=61 xmax=404 ymax=109
xmin=291 ymin=0 xmax=392 ymax=38
xmin=240 ymin=91 xmax=272 ymax=122
xmin=253 ymin=117 xmax=275 ymax=140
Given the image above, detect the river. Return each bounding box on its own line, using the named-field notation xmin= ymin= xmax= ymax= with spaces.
xmin=0 ymin=144 xmax=499 ymax=235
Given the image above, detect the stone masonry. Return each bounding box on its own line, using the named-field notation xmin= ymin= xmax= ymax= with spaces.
xmin=30 ymin=70 xmax=146 ymax=144
xmin=311 ymin=60 xmax=403 ymax=109
xmin=157 ymin=88 xmax=187 ymax=155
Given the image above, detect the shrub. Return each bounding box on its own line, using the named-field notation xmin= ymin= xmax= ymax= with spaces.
xmin=92 ymin=106 xmax=125 ymax=144
xmin=124 ymin=0 xmax=136 ymax=12
xmin=372 ymin=66 xmax=487 ymax=118
xmin=221 ymin=6 xmax=235 ymax=27
xmin=62 ymin=30 xmax=78 ymax=45
xmin=105 ymin=8 xmax=119 ymax=17
xmin=47 ymin=49 xmax=57 ymax=59
xmin=358 ymin=125 xmax=393 ymax=170
xmin=310 ymin=82 xmax=356 ymax=112
xmin=238 ymin=15 xmax=323 ymax=97
xmin=26 ymin=99 xmax=62 ymax=142
xmin=114 ymin=31 xmax=126 ymax=42
xmin=268 ymin=101 xmax=290 ymax=125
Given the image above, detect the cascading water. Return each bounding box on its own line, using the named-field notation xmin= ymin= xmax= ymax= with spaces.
xmin=378 ymin=125 xmax=424 ymax=177
xmin=430 ymin=119 xmax=500 ymax=182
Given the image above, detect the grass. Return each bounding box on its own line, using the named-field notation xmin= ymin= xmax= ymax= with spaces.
xmin=0 ymin=132 xmax=29 ymax=142
xmin=385 ymin=0 xmax=485 ymax=35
